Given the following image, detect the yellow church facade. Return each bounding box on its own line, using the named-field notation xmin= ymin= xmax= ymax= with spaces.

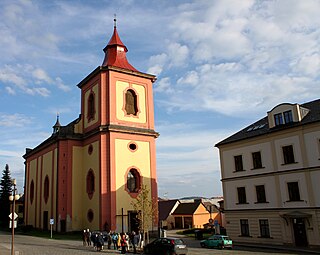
xmin=23 ymin=22 xmax=159 ymax=232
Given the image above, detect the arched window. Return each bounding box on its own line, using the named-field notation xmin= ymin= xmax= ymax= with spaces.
xmin=87 ymin=92 xmax=95 ymax=121
xmin=30 ymin=180 xmax=35 ymax=204
xmin=44 ymin=176 xmax=49 ymax=204
xmin=125 ymin=89 xmax=138 ymax=116
xmin=86 ymin=169 xmax=95 ymax=199
xmin=127 ymin=168 xmax=140 ymax=193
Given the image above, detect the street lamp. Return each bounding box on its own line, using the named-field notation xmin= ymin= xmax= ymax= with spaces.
xmin=9 ymin=179 xmax=20 ymax=255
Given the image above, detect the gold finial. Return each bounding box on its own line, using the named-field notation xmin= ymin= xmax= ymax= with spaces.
xmin=114 ymin=14 xmax=117 ymax=28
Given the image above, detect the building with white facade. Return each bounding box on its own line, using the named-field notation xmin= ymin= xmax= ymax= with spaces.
xmin=215 ymin=99 xmax=320 ymax=248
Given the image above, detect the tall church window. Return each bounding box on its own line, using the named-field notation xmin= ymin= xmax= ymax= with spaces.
xmin=87 ymin=92 xmax=95 ymax=121
xmin=44 ymin=176 xmax=49 ymax=204
xmin=30 ymin=180 xmax=35 ymax=204
xmin=127 ymin=168 xmax=140 ymax=193
xmin=86 ymin=169 xmax=95 ymax=199
xmin=125 ymin=89 xmax=138 ymax=116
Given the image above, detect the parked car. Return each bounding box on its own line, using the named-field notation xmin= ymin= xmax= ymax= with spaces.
xmin=144 ymin=237 xmax=188 ymax=255
xmin=200 ymin=234 xmax=233 ymax=249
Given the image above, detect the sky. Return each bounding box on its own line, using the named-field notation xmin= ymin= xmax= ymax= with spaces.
xmin=0 ymin=0 xmax=320 ymax=199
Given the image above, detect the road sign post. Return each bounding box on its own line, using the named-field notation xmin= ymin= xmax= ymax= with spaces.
xmin=50 ymin=218 xmax=54 ymax=239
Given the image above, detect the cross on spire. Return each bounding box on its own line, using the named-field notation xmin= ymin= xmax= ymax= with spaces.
xmin=114 ymin=14 xmax=117 ymax=28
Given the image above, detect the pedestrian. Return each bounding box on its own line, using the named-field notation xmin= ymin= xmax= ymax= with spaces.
xmin=107 ymin=231 xmax=112 ymax=249
xmin=139 ymin=231 xmax=144 ymax=249
xmin=125 ymin=232 xmax=130 ymax=251
xmin=112 ymin=232 xmax=118 ymax=250
xmin=82 ymin=229 xmax=87 ymax=246
xmin=132 ymin=231 xmax=140 ymax=254
xmin=120 ymin=233 xmax=127 ymax=254
xmin=91 ymin=233 xmax=97 ymax=250
xmin=86 ymin=229 xmax=91 ymax=246
xmin=117 ymin=233 xmax=121 ymax=250
xmin=96 ymin=233 xmax=104 ymax=251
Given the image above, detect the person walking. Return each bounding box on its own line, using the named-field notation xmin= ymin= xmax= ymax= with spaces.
xmin=120 ymin=233 xmax=127 ymax=254
xmin=112 ymin=232 xmax=118 ymax=250
xmin=86 ymin=229 xmax=92 ymax=246
xmin=133 ymin=231 xmax=140 ymax=254
xmin=96 ymin=233 xmax=104 ymax=251
xmin=107 ymin=231 xmax=112 ymax=249
xmin=82 ymin=230 xmax=87 ymax=246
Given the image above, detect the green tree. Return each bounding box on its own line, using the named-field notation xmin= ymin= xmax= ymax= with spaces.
xmin=0 ymin=164 xmax=13 ymax=227
xmin=131 ymin=184 xmax=158 ymax=245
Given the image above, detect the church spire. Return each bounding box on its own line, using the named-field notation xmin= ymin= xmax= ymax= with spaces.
xmin=102 ymin=17 xmax=138 ymax=72
xmin=52 ymin=113 xmax=61 ymax=134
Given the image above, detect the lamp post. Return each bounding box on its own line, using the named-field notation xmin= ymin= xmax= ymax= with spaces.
xmin=9 ymin=179 xmax=20 ymax=255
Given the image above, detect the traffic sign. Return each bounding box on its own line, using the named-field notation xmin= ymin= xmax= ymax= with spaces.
xmin=9 ymin=220 xmax=17 ymax=228
xmin=9 ymin=212 xmax=18 ymax=220
xmin=50 ymin=218 xmax=54 ymax=225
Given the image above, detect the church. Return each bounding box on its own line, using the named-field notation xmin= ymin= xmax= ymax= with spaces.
xmin=23 ymin=20 xmax=159 ymax=233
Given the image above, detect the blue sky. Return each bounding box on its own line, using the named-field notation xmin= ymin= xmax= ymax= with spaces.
xmin=1 ymin=0 xmax=320 ymax=199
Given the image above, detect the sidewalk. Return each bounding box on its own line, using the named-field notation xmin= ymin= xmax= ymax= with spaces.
xmin=236 ymin=242 xmax=320 ymax=255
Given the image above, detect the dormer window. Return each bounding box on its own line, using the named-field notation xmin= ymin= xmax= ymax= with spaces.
xmin=283 ymin=110 xmax=293 ymax=124
xmin=268 ymin=103 xmax=310 ymax=128
xmin=274 ymin=113 xmax=283 ymax=126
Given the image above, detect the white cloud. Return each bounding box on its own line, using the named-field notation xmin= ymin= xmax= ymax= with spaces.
xmin=32 ymin=68 xmax=53 ymax=83
xmin=0 ymin=113 xmax=32 ymax=127
xmin=5 ymin=86 xmax=16 ymax=95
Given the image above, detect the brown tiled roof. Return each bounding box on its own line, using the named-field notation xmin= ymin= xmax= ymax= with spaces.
xmin=158 ymin=200 xmax=179 ymax=221
xmin=172 ymin=201 xmax=202 ymax=215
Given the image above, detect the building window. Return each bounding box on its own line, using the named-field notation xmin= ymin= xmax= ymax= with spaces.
xmin=88 ymin=144 xmax=93 ymax=155
xmin=287 ymin=182 xmax=301 ymax=201
xmin=234 ymin=155 xmax=244 ymax=172
xmin=86 ymin=169 xmax=95 ymax=199
xmin=274 ymin=113 xmax=283 ymax=126
xmin=259 ymin=219 xmax=270 ymax=238
xmin=87 ymin=209 xmax=94 ymax=223
xmin=252 ymin=151 xmax=262 ymax=169
xmin=282 ymin=145 xmax=295 ymax=164
xmin=283 ymin=110 xmax=293 ymax=124
xmin=256 ymin=185 xmax=266 ymax=203
xmin=240 ymin=219 xmax=250 ymax=236
xmin=127 ymin=168 xmax=141 ymax=193
xmin=44 ymin=175 xmax=49 ymax=204
xmin=125 ymin=89 xmax=138 ymax=116
xmin=30 ymin=180 xmax=34 ymax=205
xmin=87 ymin=92 xmax=95 ymax=121
xmin=237 ymin=187 xmax=247 ymax=204
xmin=128 ymin=142 xmax=137 ymax=152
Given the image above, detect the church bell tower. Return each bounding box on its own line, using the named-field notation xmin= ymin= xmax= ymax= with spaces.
xmin=75 ymin=19 xmax=159 ymax=232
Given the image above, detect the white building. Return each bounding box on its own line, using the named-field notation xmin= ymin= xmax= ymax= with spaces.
xmin=215 ymin=99 xmax=320 ymax=248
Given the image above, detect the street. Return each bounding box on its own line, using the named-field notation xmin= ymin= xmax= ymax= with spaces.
xmin=0 ymin=231 xmax=314 ymax=255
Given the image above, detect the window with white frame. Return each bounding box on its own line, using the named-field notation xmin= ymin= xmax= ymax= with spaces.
xmin=240 ymin=219 xmax=250 ymax=236
xmin=259 ymin=219 xmax=270 ymax=238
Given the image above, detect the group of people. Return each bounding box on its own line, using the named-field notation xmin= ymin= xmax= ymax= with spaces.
xmin=82 ymin=229 xmax=143 ymax=254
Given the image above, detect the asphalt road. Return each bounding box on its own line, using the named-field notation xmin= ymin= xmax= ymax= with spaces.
xmin=0 ymin=231 xmax=317 ymax=255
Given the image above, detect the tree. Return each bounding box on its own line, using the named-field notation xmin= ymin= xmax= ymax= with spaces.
xmin=131 ymin=184 xmax=158 ymax=245
xmin=0 ymin=164 xmax=13 ymax=227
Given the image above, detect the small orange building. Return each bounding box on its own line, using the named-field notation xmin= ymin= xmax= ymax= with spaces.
xmin=23 ymin=21 xmax=159 ymax=232
xmin=172 ymin=201 xmax=220 ymax=229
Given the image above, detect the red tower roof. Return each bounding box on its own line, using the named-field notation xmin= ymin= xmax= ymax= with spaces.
xmin=102 ymin=23 xmax=138 ymax=72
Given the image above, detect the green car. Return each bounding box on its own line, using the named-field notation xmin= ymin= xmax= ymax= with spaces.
xmin=200 ymin=235 xmax=233 ymax=249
